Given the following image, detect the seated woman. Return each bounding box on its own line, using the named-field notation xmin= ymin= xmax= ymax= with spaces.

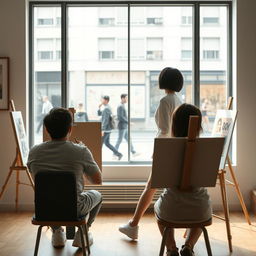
xmin=154 ymin=103 xmax=212 ymax=256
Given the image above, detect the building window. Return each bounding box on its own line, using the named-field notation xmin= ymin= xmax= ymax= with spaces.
xmin=202 ymin=6 xmax=220 ymax=25
xmin=37 ymin=39 xmax=54 ymax=61
xmin=99 ymin=18 xmax=115 ymax=25
xmin=147 ymin=18 xmax=163 ymax=25
xmin=38 ymin=51 xmax=53 ymax=60
xmin=203 ymin=17 xmax=219 ymax=24
xmin=181 ymin=37 xmax=192 ymax=60
xmin=98 ymin=38 xmax=115 ymax=60
xmin=202 ymin=38 xmax=220 ymax=60
xmin=56 ymin=17 xmax=61 ymax=26
xmin=146 ymin=38 xmax=163 ymax=60
xmin=38 ymin=18 xmax=54 ymax=25
xmin=55 ymin=39 xmax=61 ymax=60
xmin=146 ymin=7 xmax=163 ymax=25
xmin=98 ymin=7 xmax=115 ymax=26
xmin=181 ymin=7 xmax=192 ymax=25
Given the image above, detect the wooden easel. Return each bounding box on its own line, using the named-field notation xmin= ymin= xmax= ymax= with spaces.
xmin=213 ymin=97 xmax=252 ymax=252
xmin=0 ymin=100 xmax=34 ymax=211
xmin=180 ymin=115 xmax=199 ymax=190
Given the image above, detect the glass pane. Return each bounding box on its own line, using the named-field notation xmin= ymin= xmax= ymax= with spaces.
xmin=67 ymin=7 xmax=128 ymax=162
xmin=200 ymin=6 xmax=228 ymax=135
xmin=33 ymin=7 xmax=62 ymax=144
xmin=130 ymin=6 xmax=193 ymax=161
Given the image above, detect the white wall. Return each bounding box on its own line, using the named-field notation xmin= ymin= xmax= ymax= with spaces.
xmin=0 ymin=0 xmax=256 ymax=211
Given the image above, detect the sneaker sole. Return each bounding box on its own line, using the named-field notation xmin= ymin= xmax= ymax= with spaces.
xmin=119 ymin=228 xmax=138 ymax=240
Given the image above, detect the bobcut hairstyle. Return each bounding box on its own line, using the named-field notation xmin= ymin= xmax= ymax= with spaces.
xmin=44 ymin=108 xmax=73 ymax=139
xmin=158 ymin=67 xmax=184 ymax=92
xmin=172 ymin=103 xmax=202 ymax=137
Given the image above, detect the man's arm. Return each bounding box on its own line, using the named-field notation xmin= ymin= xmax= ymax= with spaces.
xmin=82 ymin=146 xmax=103 ymax=185
xmin=85 ymin=170 xmax=102 ymax=185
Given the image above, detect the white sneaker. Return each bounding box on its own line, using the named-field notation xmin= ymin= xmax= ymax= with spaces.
xmin=72 ymin=230 xmax=93 ymax=248
xmin=51 ymin=227 xmax=66 ymax=248
xmin=119 ymin=222 xmax=139 ymax=240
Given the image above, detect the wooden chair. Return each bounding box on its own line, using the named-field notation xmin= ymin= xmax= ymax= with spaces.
xmin=31 ymin=171 xmax=90 ymax=256
xmin=156 ymin=215 xmax=213 ymax=256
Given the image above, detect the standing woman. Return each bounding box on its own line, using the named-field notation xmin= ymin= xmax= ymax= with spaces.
xmin=119 ymin=67 xmax=183 ymax=239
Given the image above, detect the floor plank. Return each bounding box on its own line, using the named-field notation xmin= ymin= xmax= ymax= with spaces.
xmin=0 ymin=212 xmax=255 ymax=256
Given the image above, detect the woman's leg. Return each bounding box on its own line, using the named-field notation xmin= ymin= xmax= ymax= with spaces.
xmin=157 ymin=223 xmax=176 ymax=251
xmin=184 ymin=228 xmax=202 ymax=248
xmin=119 ymin=173 xmax=156 ymax=239
xmin=130 ymin=186 xmax=156 ymax=226
xmin=129 ymin=173 xmax=156 ymax=226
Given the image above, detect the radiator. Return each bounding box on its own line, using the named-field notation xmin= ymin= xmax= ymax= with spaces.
xmin=84 ymin=183 xmax=163 ymax=205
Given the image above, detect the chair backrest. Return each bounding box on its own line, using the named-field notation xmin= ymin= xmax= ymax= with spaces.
xmin=34 ymin=171 xmax=78 ymax=221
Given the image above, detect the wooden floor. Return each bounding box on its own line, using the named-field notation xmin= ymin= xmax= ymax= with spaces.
xmin=0 ymin=212 xmax=255 ymax=256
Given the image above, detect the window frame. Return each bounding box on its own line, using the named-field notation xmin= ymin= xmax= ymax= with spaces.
xmin=29 ymin=1 xmax=233 ymax=171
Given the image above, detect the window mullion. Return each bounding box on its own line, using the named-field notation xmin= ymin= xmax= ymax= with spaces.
xmin=193 ymin=3 xmax=200 ymax=106
xmin=128 ymin=4 xmax=131 ymax=162
xmin=227 ymin=2 xmax=233 ymax=98
xmin=61 ymin=3 xmax=68 ymax=108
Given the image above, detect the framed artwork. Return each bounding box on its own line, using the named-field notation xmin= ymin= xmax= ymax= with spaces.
xmin=10 ymin=111 xmax=29 ymax=166
xmin=0 ymin=57 xmax=9 ymax=110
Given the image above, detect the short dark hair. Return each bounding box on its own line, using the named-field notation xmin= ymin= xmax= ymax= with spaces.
xmin=102 ymin=95 xmax=110 ymax=101
xmin=44 ymin=108 xmax=72 ymax=139
xmin=121 ymin=94 xmax=127 ymax=99
xmin=172 ymin=103 xmax=202 ymax=137
xmin=159 ymin=67 xmax=184 ymax=92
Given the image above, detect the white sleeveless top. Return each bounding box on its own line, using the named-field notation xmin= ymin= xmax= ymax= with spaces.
xmin=154 ymin=93 xmax=182 ymax=138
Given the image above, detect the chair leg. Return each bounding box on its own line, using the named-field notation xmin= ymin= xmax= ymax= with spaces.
xmin=78 ymin=226 xmax=87 ymax=256
xmin=201 ymin=227 xmax=213 ymax=256
xmin=159 ymin=227 xmax=170 ymax=256
xmin=34 ymin=226 xmax=43 ymax=256
xmin=84 ymin=223 xmax=91 ymax=255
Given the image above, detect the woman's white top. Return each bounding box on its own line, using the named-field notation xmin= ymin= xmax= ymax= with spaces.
xmin=154 ymin=93 xmax=182 ymax=138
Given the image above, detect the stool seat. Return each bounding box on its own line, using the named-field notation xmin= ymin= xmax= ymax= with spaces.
xmin=156 ymin=216 xmax=212 ymax=229
xmin=156 ymin=215 xmax=213 ymax=256
xmin=32 ymin=219 xmax=86 ymax=227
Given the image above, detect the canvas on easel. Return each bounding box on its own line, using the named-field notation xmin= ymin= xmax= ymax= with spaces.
xmin=211 ymin=109 xmax=237 ymax=170
xmin=0 ymin=100 xmax=34 ymax=211
xmin=10 ymin=111 xmax=29 ymax=166
xmin=152 ymin=137 xmax=225 ymax=189
xmin=43 ymin=122 xmax=102 ymax=170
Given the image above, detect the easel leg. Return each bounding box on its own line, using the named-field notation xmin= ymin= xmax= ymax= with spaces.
xmin=227 ymin=157 xmax=251 ymax=225
xmin=25 ymin=169 xmax=35 ymax=190
xmin=219 ymin=171 xmax=232 ymax=252
xmin=0 ymin=168 xmax=14 ymax=199
xmin=15 ymin=170 xmax=20 ymax=212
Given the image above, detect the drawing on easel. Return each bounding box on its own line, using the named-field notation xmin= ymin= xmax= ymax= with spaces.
xmin=10 ymin=111 xmax=29 ymax=166
xmin=211 ymin=109 xmax=237 ymax=170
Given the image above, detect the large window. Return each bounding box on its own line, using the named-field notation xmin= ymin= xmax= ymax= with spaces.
xmin=30 ymin=2 xmax=232 ymax=166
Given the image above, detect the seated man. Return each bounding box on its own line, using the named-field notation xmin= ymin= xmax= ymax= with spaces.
xmin=27 ymin=108 xmax=102 ymax=248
